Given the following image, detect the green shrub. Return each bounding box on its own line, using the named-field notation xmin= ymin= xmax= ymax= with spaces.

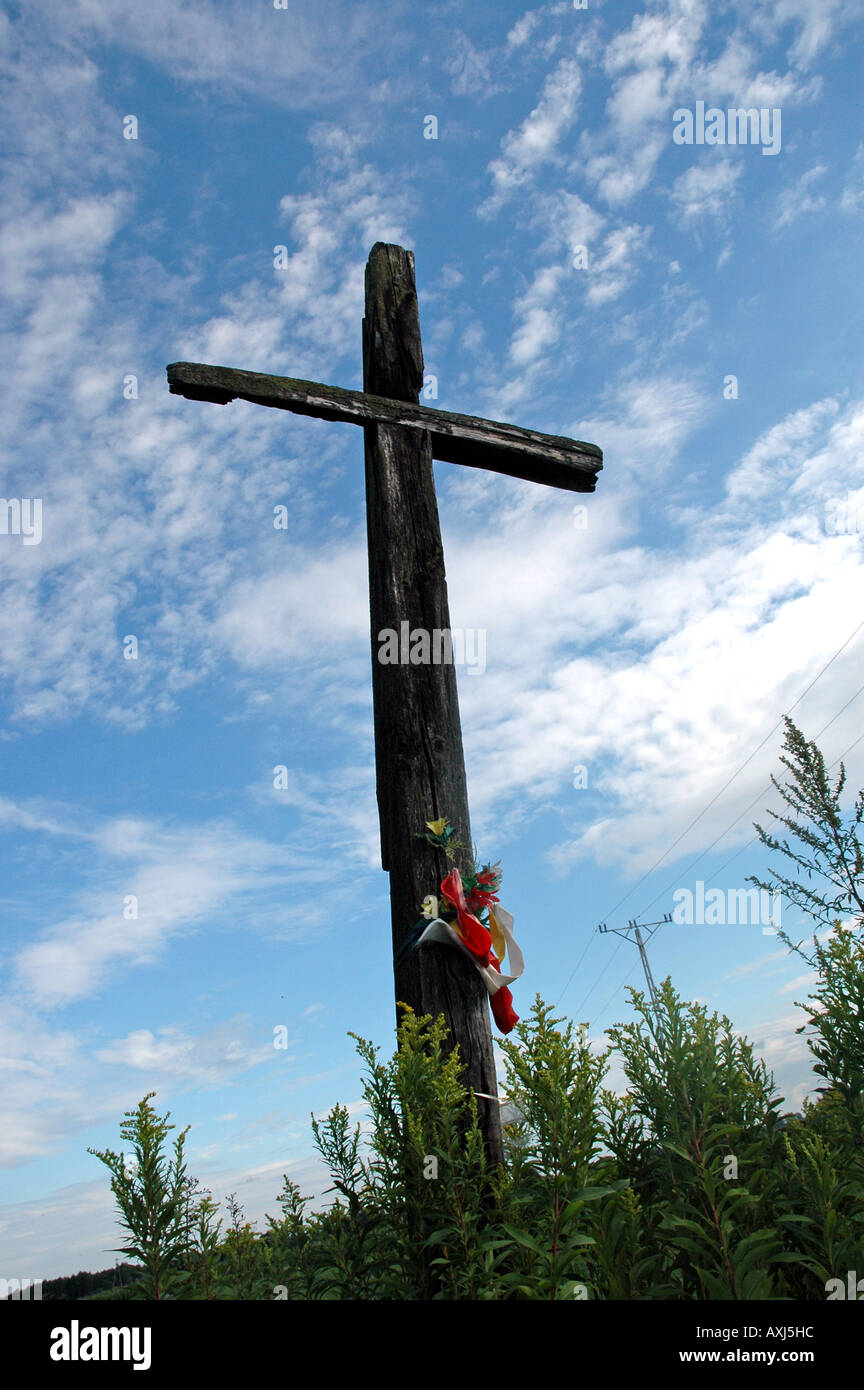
xmin=86 ymin=719 xmax=864 ymax=1299
xmin=88 ymin=952 xmax=864 ymax=1301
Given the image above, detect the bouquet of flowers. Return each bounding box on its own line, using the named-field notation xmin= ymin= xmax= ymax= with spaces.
xmin=395 ymin=816 xmax=525 ymax=1034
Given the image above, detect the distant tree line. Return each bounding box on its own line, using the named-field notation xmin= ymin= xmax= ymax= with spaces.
xmin=3 ymin=1264 xmax=141 ymax=1301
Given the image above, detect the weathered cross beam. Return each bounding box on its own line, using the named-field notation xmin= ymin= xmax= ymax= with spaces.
xmin=167 ymin=243 xmax=602 ymax=1164
xmin=166 ymin=366 xmax=601 ymax=493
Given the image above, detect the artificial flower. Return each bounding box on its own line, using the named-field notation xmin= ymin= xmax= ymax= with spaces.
xmin=466 ymin=870 xmax=500 ymax=916
xmin=439 ymin=868 xmax=493 ymax=964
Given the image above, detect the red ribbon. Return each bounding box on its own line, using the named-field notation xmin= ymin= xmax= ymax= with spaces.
xmin=439 ymin=868 xmax=519 ymax=1033
xmin=490 ymin=982 xmax=519 ymax=1034
xmin=440 ymin=868 xmax=493 ymax=963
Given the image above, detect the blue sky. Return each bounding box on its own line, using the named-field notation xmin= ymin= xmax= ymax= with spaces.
xmin=2 ymin=0 xmax=864 ymax=1279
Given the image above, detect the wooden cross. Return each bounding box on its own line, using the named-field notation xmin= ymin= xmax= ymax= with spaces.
xmin=167 ymin=243 xmax=602 ymax=1162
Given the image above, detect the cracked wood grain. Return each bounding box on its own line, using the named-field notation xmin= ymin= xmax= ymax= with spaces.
xmin=167 ymin=362 xmax=602 ymax=493
xmin=362 ymin=243 xmax=504 ymax=1163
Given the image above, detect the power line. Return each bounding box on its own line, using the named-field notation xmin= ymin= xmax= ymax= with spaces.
xmin=563 ymin=929 xmax=599 ymax=987
xmin=635 ymin=678 xmax=864 ymax=922
xmin=586 ymin=723 xmax=864 ymax=1031
xmin=557 ymin=618 xmax=864 ymax=1009
xmin=584 ymin=617 xmax=864 ymax=927
xmin=593 ymin=962 xmax=639 ymax=1028
xmin=570 ymin=937 xmax=623 ymax=1017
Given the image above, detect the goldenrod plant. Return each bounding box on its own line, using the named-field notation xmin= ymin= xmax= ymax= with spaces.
xmin=87 ymin=974 xmax=864 ymax=1300
xmin=87 ymin=1093 xmax=195 ymax=1300
xmin=86 ymin=726 xmax=864 ymax=1300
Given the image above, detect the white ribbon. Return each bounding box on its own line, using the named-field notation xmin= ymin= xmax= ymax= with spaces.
xmin=414 ymin=905 xmax=524 ymax=999
xmin=490 ymin=905 xmax=524 ymax=986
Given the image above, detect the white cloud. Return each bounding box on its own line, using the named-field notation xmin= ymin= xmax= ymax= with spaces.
xmin=579 ymin=0 xmax=825 ymax=208
xmin=581 ymin=0 xmax=706 ymax=205
xmin=737 ymin=1009 xmax=814 ymax=1109
xmin=534 ymin=190 xmax=606 ymax=259
xmin=0 ymin=1004 xmax=90 ymax=1167
xmin=779 ymin=971 xmax=819 ymax=996
xmin=11 ymin=812 xmax=315 ymax=1007
xmin=508 ymin=264 xmax=567 ymax=367
xmin=841 ymin=144 xmax=864 ymax=213
xmin=722 ymin=397 xmax=844 ymax=503
xmin=60 ymin=0 xmax=388 ymax=108
xmin=0 ymin=101 xmax=411 ymax=732
xmin=216 ymin=540 xmax=369 ymax=667
xmin=0 ymin=1148 xmax=335 ymax=1279
xmin=603 ymin=2 xmax=706 ymax=79
xmin=774 ymin=165 xmax=828 ymax=229
xmin=584 ymin=133 xmax=667 ymax=208
xmin=482 ymin=58 xmax=582 ymax=213
xmin=0 ymin=194 xmax=127 ymax=304
xmin=186 ymin=141 xmax=411 ymax=377
xmin=446 ymin=31 xmax=503 ymax=100
xmin=94 ymin=1020 xmax=273 ymax=1084
xmin=751 ymin=0 xmax=864 ymax=67
xmin=507 ymin=10 xmax=543 ymax=49
xmin=671 ymin=160 xmax=743 ymax=224
xmin=416 ymin=392 xmax=864 ymax=883
xmin=585 ymin=223 xmax=650 ymax=304
xmin=573 ymin=375 xmax=708 ymax=476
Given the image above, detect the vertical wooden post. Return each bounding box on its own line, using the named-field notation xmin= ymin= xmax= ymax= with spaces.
xmin=362 ymin=242 xmax=503 ymax=1164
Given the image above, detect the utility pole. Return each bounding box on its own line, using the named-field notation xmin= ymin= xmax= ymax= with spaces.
xmin=598 ymin=914 xmax=670 ymax=1014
